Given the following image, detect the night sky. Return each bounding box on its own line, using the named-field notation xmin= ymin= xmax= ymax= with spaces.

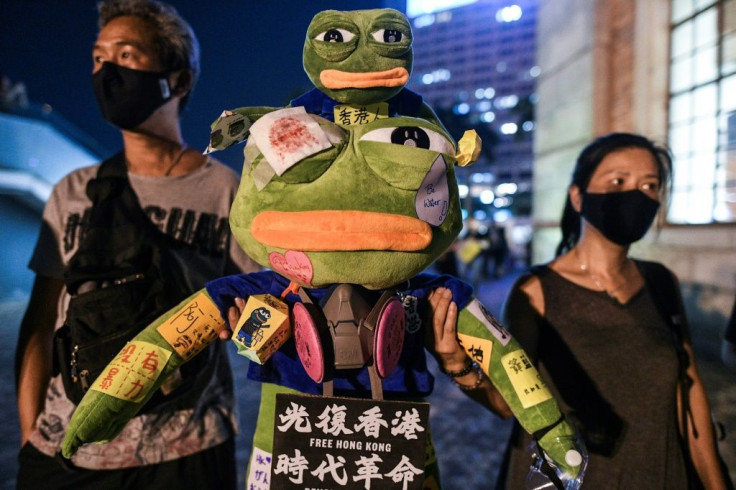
xmin=1 ymin=0 xmax=403 ymax=169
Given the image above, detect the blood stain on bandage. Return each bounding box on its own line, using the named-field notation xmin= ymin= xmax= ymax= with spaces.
xmin=269 ymin=117 xmax=319 ymax=160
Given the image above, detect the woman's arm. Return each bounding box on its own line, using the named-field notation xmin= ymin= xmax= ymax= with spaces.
xmin=679 ymin=342 xmax=728 ymax=490
xmin=427 ymin=287 xmax=512 ymax=418
xmin=667 ymin=268 xmax=729 ymax=489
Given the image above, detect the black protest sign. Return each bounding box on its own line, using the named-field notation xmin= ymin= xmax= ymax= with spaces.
xmin=272 ymin=393 xmax=430 ymax=490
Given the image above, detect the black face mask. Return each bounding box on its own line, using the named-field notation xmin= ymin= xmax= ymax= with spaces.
xmin=92 ymin=62 xmax=172 ymax=129
xmin=581 ymin=189 xmax=660 ymax=245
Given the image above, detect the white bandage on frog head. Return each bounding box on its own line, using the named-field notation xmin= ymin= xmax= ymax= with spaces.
xmin=250 ymin=106 xmax=333 ymax=176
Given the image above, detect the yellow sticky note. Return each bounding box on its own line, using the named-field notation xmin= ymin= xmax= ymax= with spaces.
xmin=501 ymin=350 xmax=553 ymax=408
xmin=90 ymin=341 xmax=172 ymax=403
xmin=457 ymin=332 xmax=493 ymax=372
xmin=157 ymin=292 xmax=226 ymax=361
xmin=333 ymin=102 xmax=389 ymax=127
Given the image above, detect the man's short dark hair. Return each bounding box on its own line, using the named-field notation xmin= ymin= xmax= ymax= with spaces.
xmin=98 ymin=0 xmax=200 ymax=111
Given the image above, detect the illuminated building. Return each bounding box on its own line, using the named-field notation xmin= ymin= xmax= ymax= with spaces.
xmin=407 ymin=0 xmax=538 ymax=229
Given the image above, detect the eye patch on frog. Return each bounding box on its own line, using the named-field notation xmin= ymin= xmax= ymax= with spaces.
xmin=359 ymin=125 xmax=455 ymax=190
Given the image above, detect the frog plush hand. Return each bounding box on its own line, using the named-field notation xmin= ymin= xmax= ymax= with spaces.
xmin=206 ymin=8 xmax=444 ymax=154
xmin=62 ymin=108 xmax=586 ymax=487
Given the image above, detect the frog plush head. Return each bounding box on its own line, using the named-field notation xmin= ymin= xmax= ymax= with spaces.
xmin=303 ymin=9 xmax=413 ymax=106
xmin=229 ymin=107 xmax=465 ymax=290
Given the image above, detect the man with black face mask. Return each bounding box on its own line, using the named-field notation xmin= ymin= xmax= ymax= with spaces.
xmin=14 ymin=1 xmax=258 ymax=488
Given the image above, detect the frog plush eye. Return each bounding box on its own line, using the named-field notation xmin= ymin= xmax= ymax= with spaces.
xmin=371 ymin=28 xmax=404 ymax=43
xmin=315 ymin=28 xmax=355 ymax=43
xmin=360 ymin=126 xmax=454 ymax=156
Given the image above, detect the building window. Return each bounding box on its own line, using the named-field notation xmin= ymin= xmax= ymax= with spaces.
xmin=668 ymin=0 xmax=736 ymax=224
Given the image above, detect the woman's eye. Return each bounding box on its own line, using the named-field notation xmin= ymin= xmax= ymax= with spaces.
xmin=372 ymin=29 xmax=404 ymax=43
xmin=315 ymin=28 xmax=355 ymax=43
xmin=360 ymin=126 xmax=454 ymax=155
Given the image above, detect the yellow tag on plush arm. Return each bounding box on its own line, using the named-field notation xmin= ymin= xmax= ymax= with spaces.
xmin=502 ymin=350 xmax=553 ymax=408
xmin=90 ymin=341 xmax=172 ymax=403
xmin=157 ymin=291 xmax=227 ymax=361
xmin=456 ymin=129 xmax=482 ymax=166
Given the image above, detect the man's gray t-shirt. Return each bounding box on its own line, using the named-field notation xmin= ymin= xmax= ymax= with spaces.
xmin=27 ymin=158 xmax=259 ymax=469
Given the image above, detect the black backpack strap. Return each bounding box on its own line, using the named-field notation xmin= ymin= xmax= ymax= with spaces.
xmin=97 ymin=151 xmax=127 ymax=178
xmin=636 ymin=260 xmax=697 ymax=439
xmin=65 ymin=152 xmax=182 ymax=294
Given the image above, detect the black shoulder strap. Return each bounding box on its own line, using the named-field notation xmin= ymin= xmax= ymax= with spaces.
xmin=98 ymin=151 xmax=127 ymax=178
xmin=637 ymin=260 xmax=698 ymax=440
xmin=636 ymin=260 xmax=685 ymax=337
xmin=64 ymin=151 xmax=180 ymax=294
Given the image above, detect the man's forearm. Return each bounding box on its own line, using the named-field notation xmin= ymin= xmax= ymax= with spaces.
xmin=16 ymin=332 xmax=53 ymax=444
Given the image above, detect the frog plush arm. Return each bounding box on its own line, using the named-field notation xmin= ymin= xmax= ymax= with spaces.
xmin=453 ymin=298 xmax=587 ymax=486
xmin=61 ymin=289 xmax=226 ymax=457
xmin=205 ymin=106 xmax=280 ymax=153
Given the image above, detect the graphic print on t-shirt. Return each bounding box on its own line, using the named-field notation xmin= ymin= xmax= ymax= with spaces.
xmin=63 ymin=205 xmax=230 ymax=257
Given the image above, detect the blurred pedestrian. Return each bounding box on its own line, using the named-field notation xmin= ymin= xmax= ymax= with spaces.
xmin=457 ymin=217 xmax=490 ymax=289
xmin=498 ymin=132 xmax=730 ymax=489
xmin=487 ymin=224 xmax=509 ymax=279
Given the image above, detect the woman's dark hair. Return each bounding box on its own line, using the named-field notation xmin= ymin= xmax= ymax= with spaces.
xmin=555 ymin=132 xmax=673 ymax=256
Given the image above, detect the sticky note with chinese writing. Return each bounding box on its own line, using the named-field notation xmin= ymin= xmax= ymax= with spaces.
xmin=333 ymin=102 xmax=388 ymax=127
xmin=90 ymin=341 xmax=172 ymax=403
xmin=157 ymin=291 xmax=226 ymax=361
xmin=233 ymin=294 xmax=290 ymax=364
xmin=457 ymin=332 xmax=493 ymax=371
xmin=246 ymin=447 xmax=273 ymax=490
xmin=501 ymin=350 xmax=553 ymax=408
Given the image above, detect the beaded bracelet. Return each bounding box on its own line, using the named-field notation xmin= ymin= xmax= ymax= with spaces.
xmin=439 ymin=357 xmax=474 ymax=378
xmin=451 ymin=361 xmax=483 ymax=391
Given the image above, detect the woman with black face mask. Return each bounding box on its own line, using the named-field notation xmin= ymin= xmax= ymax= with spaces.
xmin=494 ymin=133 xmax=730 ymax=489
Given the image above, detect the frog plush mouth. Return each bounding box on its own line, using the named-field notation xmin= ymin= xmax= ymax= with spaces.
xmin=319 ymin=67 xmax=409 ymax=89
xmin=251 ymin=210 xmax=431 ymax=251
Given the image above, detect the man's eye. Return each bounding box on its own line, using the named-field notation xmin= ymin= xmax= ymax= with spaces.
xmin=315 ymin=28 xmax=355 ymax=43
xmin=360 ymin=126 xmax=454 ymax=155
xmin=372 ymin=29 xmax=404 ymax=43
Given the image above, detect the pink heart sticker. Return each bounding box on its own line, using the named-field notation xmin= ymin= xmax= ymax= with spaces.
xmin=269 ymin=250 xmax=314 ymax=286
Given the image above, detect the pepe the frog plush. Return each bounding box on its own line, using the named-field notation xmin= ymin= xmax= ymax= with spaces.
xmin=205 ymin=8 xmax=446 ymax=155
xmin=62 ymin=8 xmax=587 ymax=489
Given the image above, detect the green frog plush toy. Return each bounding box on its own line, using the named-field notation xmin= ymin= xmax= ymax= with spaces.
xmin=62 ymin=8 xmax=587 ymax=490
xmin=205 ymin=8 xmax=445 ymax=154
